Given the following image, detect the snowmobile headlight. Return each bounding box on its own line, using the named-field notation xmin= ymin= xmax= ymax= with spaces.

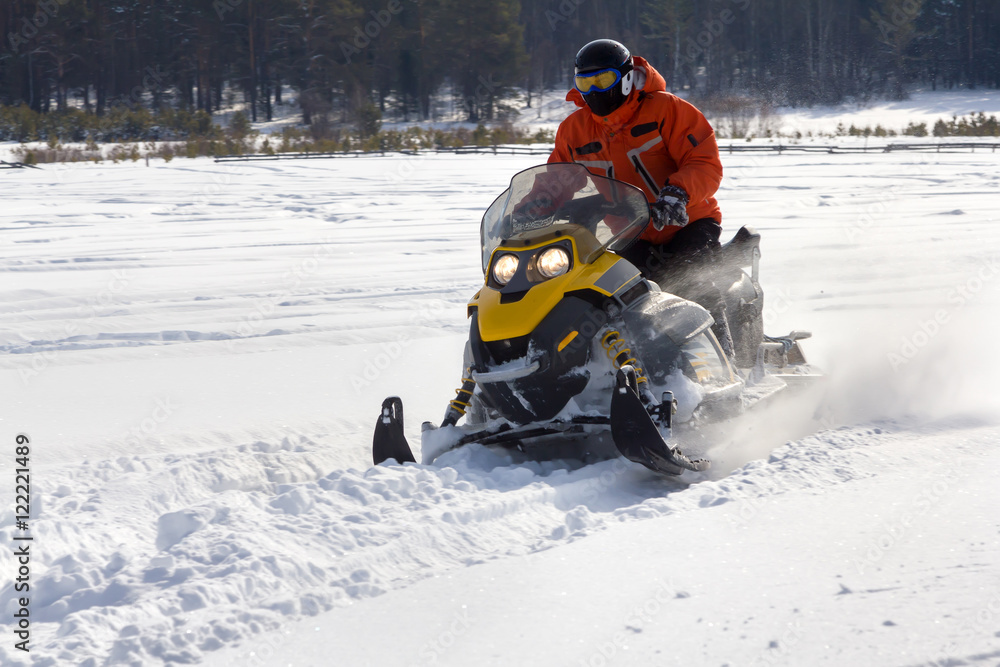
xmin=492 ymin=253 xmax=520 ymax=285
xmin=536 ymin=247 xmax=570 ymax=279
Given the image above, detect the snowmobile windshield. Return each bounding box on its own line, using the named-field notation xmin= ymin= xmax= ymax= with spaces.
xmin=480 ymin=163 xmax=650 ymax=272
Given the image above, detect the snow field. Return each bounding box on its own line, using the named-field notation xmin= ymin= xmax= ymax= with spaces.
xmin=206 ymin=419 xmax=1000 ymax=667
xmin=0 ymin=149 xmax=999 ymax=665
xmin=770 ymin=89 xmax=1000 ymax=138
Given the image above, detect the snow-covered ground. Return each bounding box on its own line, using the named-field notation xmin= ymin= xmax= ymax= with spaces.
xmin=1 ymin=149 xmax=999 ymax=666
xmin=773 ymin=89 xmax=1000 ymax=136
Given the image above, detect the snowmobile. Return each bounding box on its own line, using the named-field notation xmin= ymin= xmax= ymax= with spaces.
xmin=373 ymin=163 xmax=819 ymax=475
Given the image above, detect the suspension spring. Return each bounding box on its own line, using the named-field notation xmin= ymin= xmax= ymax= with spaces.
xmin=442 ymin=369 xmax=477 ymax=426
xmin=450 ymin=371 xmax=477 ymax=415
xmin=601 ymin=330 xmax=647 ymax=384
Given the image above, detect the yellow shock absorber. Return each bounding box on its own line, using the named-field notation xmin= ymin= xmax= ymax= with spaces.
xmin=450 ymin=375 xmax=476 ymax=414
xmin=444 ymin=368 xmax=477 ymax=426
xmin=601 ymin=330 xmax=648 ymax=384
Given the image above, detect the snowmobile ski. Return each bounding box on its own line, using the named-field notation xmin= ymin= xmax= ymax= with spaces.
xmin=610 ymin=366 xmax=710 ymax=475
xmin=373 ymin=396 xmax=416 ymax=465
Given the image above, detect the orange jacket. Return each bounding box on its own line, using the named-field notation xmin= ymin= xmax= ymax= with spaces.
xmin=549 ymin=57 xmax=723 ymax=244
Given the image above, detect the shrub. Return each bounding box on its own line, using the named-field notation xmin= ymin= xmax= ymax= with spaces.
xmin=454 ymin=127 xmax=472 ymax=146
xmin=229 ymin=111 xmax=252 ymax=139
xmin=931 ymin=113 xmax=1000 ymax=137
xmin=471 ymin=124 xmax=490 ymax=146
xmin=531 ymin=128 xmax=554 ymax=143
xmin=355 ymin=103 xmax=382 ymax=139
xmin=0 ymin=105 xmax=39 ymax=141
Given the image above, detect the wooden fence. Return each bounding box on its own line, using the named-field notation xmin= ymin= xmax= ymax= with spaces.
xmin=215 ymin=141 xmax=999 ymax=162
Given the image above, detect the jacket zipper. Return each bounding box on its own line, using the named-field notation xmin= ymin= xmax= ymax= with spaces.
xmin=630 ymin=154 xmax=658 ymax=193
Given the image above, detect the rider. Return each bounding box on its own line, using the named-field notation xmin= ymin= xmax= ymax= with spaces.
xmin=549 ymin=39 xmax=734 ymax=358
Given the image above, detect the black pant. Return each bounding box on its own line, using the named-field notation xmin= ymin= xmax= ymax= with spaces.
xmin=619 ymin=218 xmax=735 ymax=357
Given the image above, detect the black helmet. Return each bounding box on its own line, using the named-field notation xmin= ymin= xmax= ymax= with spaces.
xmin=574 ymin=39 xmax=635 ymax=117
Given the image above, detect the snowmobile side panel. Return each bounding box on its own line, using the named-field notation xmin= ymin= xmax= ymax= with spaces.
xmin=621 ymin=292 xmax=714 ymax=384
xmin=724 ymin=271 xmax=764 ymax=368
xmin=593 ymin=260 xmax=641 ymax=296
xmin=623 ymin=292 xmax=713 ymax=346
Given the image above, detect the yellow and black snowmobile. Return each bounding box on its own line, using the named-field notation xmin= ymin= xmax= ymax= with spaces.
xmin=373 ymin=163 xmax=817 ymax=475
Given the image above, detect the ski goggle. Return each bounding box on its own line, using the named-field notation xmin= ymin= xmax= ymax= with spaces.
xmin=575 ymin=68 xmax=621 ymax=94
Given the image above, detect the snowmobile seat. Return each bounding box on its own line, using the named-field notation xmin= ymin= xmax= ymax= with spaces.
xmin=719 ymin=225 xmax=761 ymax=281
xmin=720 ymin=226 xmax=760 ymax=264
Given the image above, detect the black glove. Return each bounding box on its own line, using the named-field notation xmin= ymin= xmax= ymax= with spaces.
xmin=650 ymin=184 xmax=689 ymax=231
